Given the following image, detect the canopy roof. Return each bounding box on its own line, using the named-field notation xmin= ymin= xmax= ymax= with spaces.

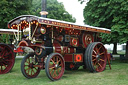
xmin=0 ymin=29 xmax=20 ymax=35
xmin=8 ymin=15 xmax=111 ymax=33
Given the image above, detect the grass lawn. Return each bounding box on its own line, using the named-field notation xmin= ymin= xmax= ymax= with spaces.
xmin=0 ymin=58 xmax=128 ymax=85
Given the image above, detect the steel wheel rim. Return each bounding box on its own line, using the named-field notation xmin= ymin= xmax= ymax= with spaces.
xmin=48 ymin=54 xmax=65 ymax=80
xmin=0 ymin=44 xmax=15 ymax=74
xmin=91 ymin=43 xmax=107 ymax=72
xmin=23 ymin=54 xmax=40 ymax=78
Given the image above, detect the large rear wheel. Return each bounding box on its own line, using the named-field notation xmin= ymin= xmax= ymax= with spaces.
xmin=45 ymin=53 xmax=65 ymax=81
xmin=0 ymin=44 xmax=15 ymax=74
xmin=85 ymin=42 xmax=107 ymax=72
xmin=21 ymin=53 xmax=41 ymax=78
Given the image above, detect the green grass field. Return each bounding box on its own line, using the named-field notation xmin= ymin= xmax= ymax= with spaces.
xmin=0 ymin=58 xmax=128 ymax=85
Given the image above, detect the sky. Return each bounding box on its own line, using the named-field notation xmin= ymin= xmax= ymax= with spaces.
xmin=57 ymin=0 xmax=88 ymax=25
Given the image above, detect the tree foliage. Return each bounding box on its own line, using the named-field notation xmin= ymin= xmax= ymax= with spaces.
xmin=0 ymin=0 xmax=32 ymax=28
xmin=82 ymin=0 xmax=128 ymax=55
xmin=83 ymin=0 xmax=128 ymax=44
xmin=30 ymin=0 xmax=76 ymax=22
xmin=78 ymin=0 xmax=89 ymax=4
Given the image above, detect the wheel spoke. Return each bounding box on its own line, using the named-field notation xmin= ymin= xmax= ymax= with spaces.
xmin=49 ymin=66 xmax=55 ymax=69
xmin=98 ymin=63 xmax=102 ymax=68
xmin=100 ymin=59 xmax=105 ymax=62
xmin=2 ymin=63 xmax=7 ymax=68
xmin=3 ymin=61 xmax=8 ymax=65
xmin=49 ymin=63 xmax=53 ymax=67
xmin=50 ymin=59 xmax=55 ymax=64
xmin=92 ymin=55 xmax=96 ymax=57
xmin=31 ymin=69 xmax=33 ymax=75
xmin=2 ymin=51 xmax=6 ymax=57
xmin=25 ymin=67 xmax=30 ymax=71
xmin=56 ymin=57 xmax=58 ymax=63
xmin=52 ymin=70 xmax=55 ymax=77
xmin=53 ymin=57 xmax=55 ymax=62
xmin=5 ymin=59 xmax=12 ymax=62
xmin=93 ymin=50 xmax=97 ymax=55
xmin=95 ymin=65 xmax=98 ymax=70
xmin=54 ymin=70 xmax=57 ymax=77
xmin=49 ymin=63 xmax=54 ymax=69
xmin=50 ymin=68 xmax=54 ymax=75
xmin=32 ymin=68 xmax=35 ymax=74
xmin=4 ymin=51 xmax=12 ymax=56
xmin=57 ymin=67 xmax=61 ymax=73
xmin=99 ymin=52 xmax=105 ymax=56
xmin=92 ymin=59 xmax=96 ymax=62
xmin=32 ymin=57 xmax=35 ymax=63
xmin=57 ymin=60 xmax=61 ymax=64
xmin=28 ymin=68 xmax=30 ymax=74
xmin=26 ymin=59 xmax=29 ymax=64
xmin=34 ymin=67 xmax=38 ymax=71
xmin=98 ymin=46 xmax=102 ymax=51
xmin=95 ymin=46 xmax=99 ymax=53
xmin=59 ymin=63 xmax=62 ymax=67
xmin=0 ymin=47 xmax=5 ymax=53
xmin=93 ymin=60 xmax=97 ymax=66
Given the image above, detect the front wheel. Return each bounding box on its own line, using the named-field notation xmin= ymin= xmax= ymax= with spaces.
xmin=45 ymin=53 xmax=65 ymax=81
xmin=21 ymin=53 xmax=41 ymax=79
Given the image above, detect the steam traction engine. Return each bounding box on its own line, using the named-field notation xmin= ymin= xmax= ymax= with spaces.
xmin=0 ymin=15 xmax=111 ymax=81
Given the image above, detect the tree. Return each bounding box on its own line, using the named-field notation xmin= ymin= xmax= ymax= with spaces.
xmin=82 ymin=0 xmax=128 ymax=55
xmin=30 ymin=0 xmax=76 ymax=22
xmin=0 ymin=0 xmax=32 ymax=43
xmin=101 ymin=33 xmax=118 ymax=54
xmin=0 ymin=0 xmax=32 ymax=28
xmin=78 ymin=0 xmax=89 ymax=4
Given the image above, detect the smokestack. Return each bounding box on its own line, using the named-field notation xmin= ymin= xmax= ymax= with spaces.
xmin=40 ymin=0 xmax=48 ymax=18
